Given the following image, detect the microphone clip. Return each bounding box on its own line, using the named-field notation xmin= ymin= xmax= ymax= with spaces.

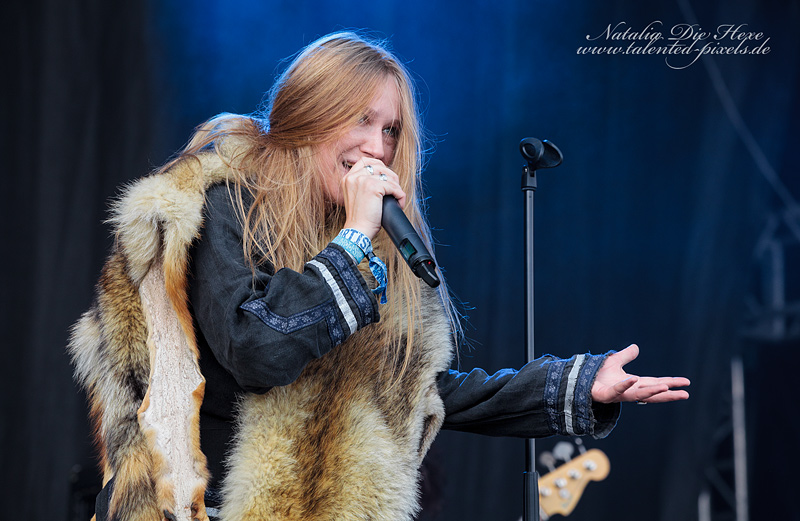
xmin=519 ymin=138 xmax=563 ymax=191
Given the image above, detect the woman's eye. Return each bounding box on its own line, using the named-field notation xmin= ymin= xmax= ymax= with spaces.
xmin=384 ymin=126 xmax=400 ymax=139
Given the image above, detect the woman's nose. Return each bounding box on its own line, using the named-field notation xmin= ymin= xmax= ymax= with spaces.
xmin=360 ymin=128 xmax=387 ymax=160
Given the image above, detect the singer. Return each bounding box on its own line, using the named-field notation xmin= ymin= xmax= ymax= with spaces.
xmin=69 ymin=31 xmax=689 ymax=521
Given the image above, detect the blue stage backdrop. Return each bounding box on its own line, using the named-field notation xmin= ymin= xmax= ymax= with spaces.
xmin=4 ymin=0 xmax=798 ymax=520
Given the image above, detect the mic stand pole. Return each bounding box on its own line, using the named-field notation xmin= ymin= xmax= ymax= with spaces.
xmin=519 ymin=137 xmax=563 ymax=521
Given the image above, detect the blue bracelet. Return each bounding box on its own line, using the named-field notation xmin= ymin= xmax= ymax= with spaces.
xmin=331 ymin=235 xmax=365 ymax=264
xmin=334 ymin=228 xmax=388 ymax=304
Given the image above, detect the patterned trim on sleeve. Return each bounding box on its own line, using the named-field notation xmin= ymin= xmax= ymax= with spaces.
xmin=563 ymin=354 xmax=586 ymax=435
xmin=317 ymin=247 xmax=376 ymax=325
xmin=307 ymin=260 xmax=358 ymax=335
xmin=543 ymin=357 xmax=568 ymax=433
xmin=573 ymin=353 xmax=606 ymax=435
xmin=240 ymin=298 xmax=346 ymax=346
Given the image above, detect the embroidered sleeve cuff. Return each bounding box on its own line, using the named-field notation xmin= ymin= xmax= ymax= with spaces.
xmin=542 ymin=353 xmax=620 ymax=438
xmin=312 ymin=245 xmax=379 ymax=333
xmin=239 ymin=245 xmax=379 ymax=351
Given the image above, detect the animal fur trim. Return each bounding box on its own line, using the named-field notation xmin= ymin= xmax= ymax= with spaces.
xmin=220 ymin=287 xmax=452 ymax=521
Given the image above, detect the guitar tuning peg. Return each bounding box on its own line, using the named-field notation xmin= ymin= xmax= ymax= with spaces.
xmin=538 ymin=451 xmax=557 ymax=472
xmin=553 ymin=441 xmax=575 ymax=462
xmin=573 ymin=437 xmax=587 ymax=454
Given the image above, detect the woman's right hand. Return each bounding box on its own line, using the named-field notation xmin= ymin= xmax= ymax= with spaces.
xmin=340 ymin=158 xmax=406 ymax=240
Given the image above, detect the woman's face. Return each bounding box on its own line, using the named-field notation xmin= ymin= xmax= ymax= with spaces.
xmin=319 ymin=75 xmax=402 ymax=205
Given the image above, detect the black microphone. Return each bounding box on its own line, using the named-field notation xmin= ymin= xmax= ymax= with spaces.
xmin=381 ymin=196 xmax=440 ymax=288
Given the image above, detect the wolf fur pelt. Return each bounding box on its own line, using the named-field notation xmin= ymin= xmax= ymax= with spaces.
xmin=68 ymin=146 xmax=455 ymax=521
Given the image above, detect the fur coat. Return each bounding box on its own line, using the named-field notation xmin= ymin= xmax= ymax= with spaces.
xmin=68 ymin=149 xmax=454 ymax=521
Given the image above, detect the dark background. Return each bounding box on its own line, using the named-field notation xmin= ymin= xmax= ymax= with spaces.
xmin=4 ymin=0 xmax=799 ymax=520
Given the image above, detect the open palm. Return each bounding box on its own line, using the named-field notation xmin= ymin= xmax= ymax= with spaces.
xmin=591 ymin=344 xmax=690 ymax=404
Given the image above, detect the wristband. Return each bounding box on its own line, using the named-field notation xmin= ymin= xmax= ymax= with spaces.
xmin=331 ymin=235 xmax=365 ymax=264
xmin=334 ymin=228 xmax=388 ymax=304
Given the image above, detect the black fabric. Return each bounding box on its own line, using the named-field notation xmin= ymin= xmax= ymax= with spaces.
xmin=94 ymin=477 xmax=113 ymax=521
xmin=190 ymin=184 xmax=379 ymax=393
xmin=439 ymin=357 xmax=619 ymax=437
xmin=3 ymin=1 xmax=169 ymax=520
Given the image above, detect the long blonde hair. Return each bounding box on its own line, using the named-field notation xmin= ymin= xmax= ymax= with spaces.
xmin=169 ymin=32 xmax=460 ymax=381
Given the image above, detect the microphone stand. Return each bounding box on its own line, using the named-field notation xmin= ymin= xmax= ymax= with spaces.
xmin=519 ymin=137 xmax=563 ymax=521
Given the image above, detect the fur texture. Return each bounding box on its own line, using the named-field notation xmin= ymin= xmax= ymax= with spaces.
xmin=69 ymin=146 xmax=454 ymax=521
xmin=221 ymin=285 xmax=452 ymax=521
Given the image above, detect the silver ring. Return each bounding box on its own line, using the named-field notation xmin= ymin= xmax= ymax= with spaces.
xmin=636 ymin=400 xmax=648 ymax=405
xmin=365 ymin=165 xmax=374 ymax=175
xmin=379 ymin=173 xmax=388 ymax=182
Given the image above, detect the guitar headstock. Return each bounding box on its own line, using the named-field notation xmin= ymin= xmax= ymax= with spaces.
xmin=539 ymin=448 xmax=610 ymax=518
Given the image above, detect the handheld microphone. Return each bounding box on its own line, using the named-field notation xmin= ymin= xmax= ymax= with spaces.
xmin=381 ymin=196 xmax=440 ymax=288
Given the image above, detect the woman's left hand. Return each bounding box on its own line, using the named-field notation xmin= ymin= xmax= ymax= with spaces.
xmin=591 ymin=344 xmax=690 ymax=404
